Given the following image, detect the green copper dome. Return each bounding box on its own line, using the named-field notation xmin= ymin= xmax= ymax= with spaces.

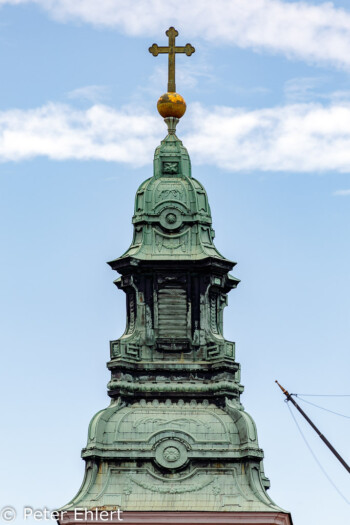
xmin=60 ymin=398 xmax=283 ymax=513
xmin=113 ymin=121 xmax=227 ymax=262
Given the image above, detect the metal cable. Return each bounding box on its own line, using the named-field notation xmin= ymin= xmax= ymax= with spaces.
xmin=294 ymin=394 xmax=350 ymax=397
xmin=293 ymin=395 xmax=350 ymax=420
xmin=286 ymin=402 xmax=350 ymax=505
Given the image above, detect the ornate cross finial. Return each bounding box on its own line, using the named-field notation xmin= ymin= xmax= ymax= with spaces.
xmin=149 ymin=27 xmax=195 ymax=92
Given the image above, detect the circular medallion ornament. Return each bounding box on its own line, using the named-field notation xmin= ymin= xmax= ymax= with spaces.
xmin=155 ymin=439 xmax=188 ymax=470
xmin=159 ymin=208 xmax=182 ymax=230
xmin=163 ymin=446 xmax=180 ymax=462
xmin=165 ymin=213 xmax=177 ymax=224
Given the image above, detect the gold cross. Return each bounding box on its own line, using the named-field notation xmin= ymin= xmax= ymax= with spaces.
xmin=149 ymin=27 xmax=195 ymax=93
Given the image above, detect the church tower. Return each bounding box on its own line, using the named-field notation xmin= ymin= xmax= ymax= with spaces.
xmin=58 ymin=28 xmax=292 ymax=525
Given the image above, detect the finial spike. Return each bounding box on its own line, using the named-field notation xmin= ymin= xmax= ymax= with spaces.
xmin=275 ymin=380 xmax=290 ymax=397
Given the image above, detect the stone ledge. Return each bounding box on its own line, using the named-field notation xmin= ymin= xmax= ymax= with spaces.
xmin=58 ymin=510 xmax=293 ymax=525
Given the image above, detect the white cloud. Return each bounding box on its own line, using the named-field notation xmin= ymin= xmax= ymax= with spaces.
xmin=2 ymin=0 xmax=350 ymax=69
xmin=329 ymin=90 xmax=350 ymax=102
xmin=333 ymin=189 xmax=350 ymax=196
xmin=67 ymin=85 xmax=109 ymax=103
xmin=0 ymin=103 xmax=160 ymax=166
xmin=284 ymin=78 xmax=350 ymax=104
xmin=1 ymin=100 xmax=350 ymax=172
xmin=186 ymin=102 xmax=350 ymax=172
xmin=284 ymin=77 xmax=327 ymax=102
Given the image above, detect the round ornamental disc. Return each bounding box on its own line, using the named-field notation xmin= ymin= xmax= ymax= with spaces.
xmin=159 ymin=208 xmax=183 ymax=230
xmin=155 ymin=439 xmax=188 ymax=470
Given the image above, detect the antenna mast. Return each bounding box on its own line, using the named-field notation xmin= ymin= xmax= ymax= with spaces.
xmin=276 ymin=380 xmax=350 ymax=474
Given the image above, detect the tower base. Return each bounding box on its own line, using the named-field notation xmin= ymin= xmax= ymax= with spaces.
xmin=58 ymin=511 xmax=292 ymax=525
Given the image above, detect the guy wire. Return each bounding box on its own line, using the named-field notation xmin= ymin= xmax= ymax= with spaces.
xmin=286 ymin=402 xmax=350 ymax=505
xmin=294 ymin=395 xmax=350 ymax=420
xmin=295 ymin=394 xmax=350 ymax=397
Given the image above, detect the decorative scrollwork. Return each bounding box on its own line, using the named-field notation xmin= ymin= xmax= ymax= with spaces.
xmin=129 ymin=475 xmax=214 ymax=494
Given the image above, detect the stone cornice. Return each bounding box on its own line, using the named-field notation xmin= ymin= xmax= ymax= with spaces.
xmin=58 ymin=510 xmax=293 ymax=525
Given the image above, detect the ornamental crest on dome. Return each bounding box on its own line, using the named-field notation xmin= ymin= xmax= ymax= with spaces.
xmin=156 ymin=181 xmax=186 ymax=204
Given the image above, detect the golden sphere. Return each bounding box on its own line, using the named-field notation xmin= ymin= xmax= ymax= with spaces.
xmin=157 ymin=92 xmax=186 ymax=119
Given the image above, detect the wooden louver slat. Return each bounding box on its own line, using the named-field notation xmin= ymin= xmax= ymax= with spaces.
xmin=158 ymin=286 xmax=187 ymax=338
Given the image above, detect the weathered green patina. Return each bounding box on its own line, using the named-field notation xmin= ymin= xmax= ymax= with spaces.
xmin=59 ymin=115 xmax=286 ymax=514
xmin=111 ymin=117 xmax=226 ymax=262
xmin=59 ymin=31 xmax=289 ymax=517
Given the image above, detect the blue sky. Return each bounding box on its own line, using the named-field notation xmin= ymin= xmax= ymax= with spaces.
xmin=0 ymin=1 xmax=349 ymax=524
